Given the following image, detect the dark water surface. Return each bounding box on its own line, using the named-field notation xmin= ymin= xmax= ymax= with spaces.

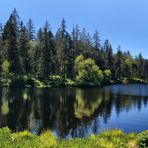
xmin=0 ymin=84 xmax=148 ymax=138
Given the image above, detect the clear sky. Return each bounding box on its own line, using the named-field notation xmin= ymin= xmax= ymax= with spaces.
xmin=0 ymin=0 xmax=148 ymax=58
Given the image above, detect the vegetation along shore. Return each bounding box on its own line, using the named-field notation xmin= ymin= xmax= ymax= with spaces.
xmin=1 ymin=127 xmax=148 ymax=148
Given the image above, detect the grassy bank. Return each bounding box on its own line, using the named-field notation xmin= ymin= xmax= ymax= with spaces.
xmin=0 ymin=127 xmax=148 ymax=148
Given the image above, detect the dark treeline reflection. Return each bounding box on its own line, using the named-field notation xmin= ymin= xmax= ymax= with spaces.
xmin=0 ymin=85 xmax=148 ymax=138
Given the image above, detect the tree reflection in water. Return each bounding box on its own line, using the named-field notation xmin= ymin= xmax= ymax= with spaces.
xmin=0 ymin=85 xmax=148 ymax=138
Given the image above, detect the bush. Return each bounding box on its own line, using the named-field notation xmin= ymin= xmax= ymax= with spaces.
xmin=40 ymin=130 xmax=57 ymax=147
xmin=48 ymin=75 xmax=75 ymax=87
xmin=0 ymin=127 xmax=56 ymax=148
xmin=11 ymin=131 xmax=41 ymax=148
xmin=136 ymin=131 xmax=148 ymax=147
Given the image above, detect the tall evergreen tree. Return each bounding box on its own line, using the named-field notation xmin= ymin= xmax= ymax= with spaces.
xmin=115 ymin=46 xmax=124 ymax=80
xmin=103 ymin=40 xmax=114 ymax=77
xmin=35 ymin=22 xmax=55 ymax=80
xmin=144 ymin=59 xmax=148 ymax=82
xmin=55 ymin=19 xmax=73 ymax=79
xmin=19 ymin=22 xmax=31 ymax=74
xmin=0 ymin=23 xmax=3 ymax=72
xmin=71 ymin=25 xmax=80 ymax=57
xmin=136 ymin=53 xmax=145 ymax=79
xmin=27 ymin=19 xmax=35 ymax=40
xmin=92 ymin=31 xmax=104 ymax=69
xmin=2 ymin=9 xmax=21 ymax=74
xmin=93 ymin=30 xmax=101 ymax=50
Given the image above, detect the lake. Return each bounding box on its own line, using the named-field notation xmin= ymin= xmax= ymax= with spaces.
xmin=0 ymin=84 xmax=148 ymax=138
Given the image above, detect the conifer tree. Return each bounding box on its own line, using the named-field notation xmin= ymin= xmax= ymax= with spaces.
xmin=19 ymin=22 xmax=31 ymax=74
xmin=103 ymin=40 xmax=114 ymax=77
xmin=35 ymin=22 xmax=55 ymax=80
xmin=115 ymin=46 xmax=123 ymax=80
xmin=0 ymin=23 xmax=3 ymax=73
xmin=55 ymin=19 xmax=73 ymax=79
xmin=27 ymin=19 xmax=35 ymax=41
xmin=2 ymin=9 xmax=21 ymax=75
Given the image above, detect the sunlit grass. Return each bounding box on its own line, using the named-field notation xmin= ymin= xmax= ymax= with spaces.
xmin=0 ymin=127 xmax=146 ymax=148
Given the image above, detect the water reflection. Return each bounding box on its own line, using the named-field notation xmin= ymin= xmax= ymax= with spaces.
xmin=0 ymin=85 xmax=148 ymax=138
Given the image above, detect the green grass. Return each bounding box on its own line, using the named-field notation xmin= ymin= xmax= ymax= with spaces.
xmin=1 ymin=127 xmax=148 ymax=148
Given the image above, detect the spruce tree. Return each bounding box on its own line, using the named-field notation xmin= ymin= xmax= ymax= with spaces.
xmin=115 ymin=46 xmax=123 ymax=80
xmin=93 ymin=30 xmax=101 ymax=50
xmin=55 ymin=19 xmax=73 ymax=79
xmin=2 ymin=9 xmax=21 ymax=75
xmin=35 ymin=22 xmax=55 ymax=80
xmin=71 ymin=25 xmax=80 ymax=57
xmin=27 ymin=19 xmax=35 ymax=41
xmin=0 ymin=23 xmax=3 ymax=73
xmin=136 ymin=53 xmax=145 ymax=79
xmin=103 ymin=40 xmax=114 ymax=77
xmin=19 ymin=22 xmax=30 ymax=74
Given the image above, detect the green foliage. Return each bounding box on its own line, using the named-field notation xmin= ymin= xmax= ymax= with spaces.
xmin=0 ymin=127 xmax=56 ymax=148
xmin=8 ymin=75 xmax=46 ymax=88
xmin=11 ymin=131 xmax=41 ymax=148
xmin=57 ymin=129 xmax=136 ymax=148
xmin=75 ymin=55 xmax=104 ymax=86
xmin=40 ymin=130 xmax=57 ymax=147
xmin=31 ymin=78 xmax=46 ymax=87
xmin=0 ymin=60 xmax=13 ymax=86
xmin=0 ymin=127 xmax=12 ymax=148
xmin=103 ymin=69 xmax=111 ymax=83
xmin=48 ymin=75 xmax=75 ymax=87
xmin=136 ymin=131 xmax=148 ymax=148
xmin=2 ymin=127 xmax=148 ymax=148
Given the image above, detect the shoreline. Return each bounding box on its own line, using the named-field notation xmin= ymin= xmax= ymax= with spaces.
xmin=0 ymin=81 xmax=148 ymax=88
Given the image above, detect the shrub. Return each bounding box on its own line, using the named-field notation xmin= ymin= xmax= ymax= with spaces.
xmin=40 ymin=130 xmax=57 ymax=147
xmin=48 ymin=75 xmax=75 ymax=87
xmin=136 ymin=130 xmax=148 ymax=148
xmin=75 ymin=55 xmax=104 ymax=86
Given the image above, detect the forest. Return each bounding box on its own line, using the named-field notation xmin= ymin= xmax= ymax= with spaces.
xmin=0 ymin=9 xmax=148 ymax=87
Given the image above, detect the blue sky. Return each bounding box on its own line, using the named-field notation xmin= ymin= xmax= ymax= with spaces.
xmin=0 ymin=0 xmax=148 ymax=58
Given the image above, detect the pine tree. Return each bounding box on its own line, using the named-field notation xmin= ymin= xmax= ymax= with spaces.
xmin=19 ymin=22 xmax=31 ymax=74
xmin=35 ymin=28 xmax=43 ymax=78
xmin=93 ymin=30 xmax=101 ymax=50
xmin=115 ymin=46 xmax=123 ymax=80
xmin=42 ymin=22 xmax=55 ymax=79
xmin=136 ymin=53 xmax=145 ymax=79
xmin=35 ymin=22 xmax=55 ymax=80
xmin=0 ymin=23 xmax=3 ymax=72
xmin=103 ymin=40 xmax=114 ymax=77
xmin=92 ymin=31 xmax=104 ymax=69
xmin=27 ymin=19 xmax=35 ymax=41
xmin=144 ymin=59 xmax=148 ymax=82
xmin=71 ymin=25 xmax=80 ymax=57
xmin=55 ymin=19 xmax=73 ymax=79
xmin=2 ymin=9 xmax=21 ymax=75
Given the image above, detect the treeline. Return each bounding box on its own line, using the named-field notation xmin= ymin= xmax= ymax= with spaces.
xmin=0 ymin=9 xmax=148 ymax=87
